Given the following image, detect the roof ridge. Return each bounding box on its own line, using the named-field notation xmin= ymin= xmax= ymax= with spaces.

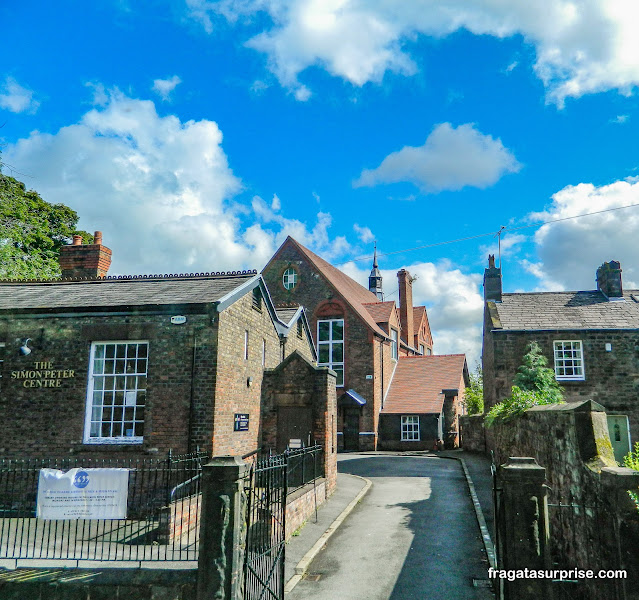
xmin=0 ymin=270 xmax=258 ymax=284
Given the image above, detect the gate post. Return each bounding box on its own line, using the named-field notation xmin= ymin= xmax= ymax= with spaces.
xmin=498 ymin=457 xmax=552 ymax=600
xmin=197 ymin=456 xmax=249 ymax=600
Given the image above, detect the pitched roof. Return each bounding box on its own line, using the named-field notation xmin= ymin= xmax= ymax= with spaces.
xmin=363 ymin=301 xmax=396 ymax=324
xmin=276 ymin=237 xmax=389 ymax=339
xmin=0 ymin=271 xmax=258 ymax=312
xmin=492 ymin=290 xmax=639 ymax=331
xmin=275 ymin=307 xmax=301 ymax=324
xmin=382 ymin=354 xmax=467 ymax=414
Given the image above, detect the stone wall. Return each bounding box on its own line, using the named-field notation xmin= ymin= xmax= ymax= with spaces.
xmin=491 ymin=400 xmax=639 ymax=600
xmin=0 ymin=568 xmax=196 ymax=599
xmin=459 ymin=415 xmax=486 ymax=452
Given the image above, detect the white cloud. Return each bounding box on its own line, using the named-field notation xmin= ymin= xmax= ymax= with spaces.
xmin=4 ymin=88 xmax=344 ymax=274
xmin=185 ymin=0 xmax=639 ymax=105
xmin=524 ymin=178 xmax=639 ymax=290
xmin=152 ymin=75 xmax=182 ymax=101
xmin=354 ymin=123 xmax=521 ymax=193
xmin=353 ymin=223 xmax=374 ymax=244
xmin=479 ymin=233 xmax=528 ymax=263
xmin=0 ymin=76 xmax=40 ymax=114
xmin=612 ymin=114 xmax=629 ymax=124
xmin=340 ymin=259 xmax=483 ymax=366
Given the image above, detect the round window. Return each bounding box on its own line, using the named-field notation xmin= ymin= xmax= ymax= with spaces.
xmin=282 ymin=268 xmax=298 ymax=290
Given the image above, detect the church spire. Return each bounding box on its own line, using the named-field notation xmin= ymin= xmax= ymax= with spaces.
xmin=369 ymin=242 xmax=384 ymax=300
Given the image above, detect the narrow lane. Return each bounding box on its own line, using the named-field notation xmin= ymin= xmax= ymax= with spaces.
xmin=288 ymin=454 xmax=494 ymax=600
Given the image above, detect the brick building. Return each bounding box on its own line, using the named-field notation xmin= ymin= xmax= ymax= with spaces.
xmin=483 ymin=257 xmax=637 ymax=459
xmin=263 ymin=237 xmax=467 ymax=450
xmin=0 ymin=233 xmax=335 ymax=463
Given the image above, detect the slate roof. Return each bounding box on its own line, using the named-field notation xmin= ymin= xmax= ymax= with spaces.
xmin=382 ymin=354 xmax=467 ymax=414
xmin=0 ymin=272 xmax=258 ymax=311
xmin=283 ymin=238 xmax=389 ymax=339
xmin=275 ymin=306 xmax=301 ymax=324
xmin=492 ymin=290 xmax=639 ymax=331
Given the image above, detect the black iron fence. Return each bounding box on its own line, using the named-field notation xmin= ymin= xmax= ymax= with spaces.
xmin=0 ymin=451 xmax=205 ymax=562
xmin=285 ymin=445 xmax=323 ymax=493
xmin=244 ymin=452 xmax=287 ymax=600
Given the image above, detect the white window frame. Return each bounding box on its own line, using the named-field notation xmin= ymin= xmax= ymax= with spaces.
xmin=84 ymin=341 xmax=148 ymax=444
xmin=317 ymin=319 xmax=344 ymax=387
xmin=401 ymin=415 xmax=420 ymax=441
xmin=419 ymin=344 xmax=425 ymax=355
xmin=282 ymin=268 xmax=298 ymax=290
xmin=391 ymin=329 xmax=398 ymax=361
xmin=553 ymin=340 xmax=585 ymax=381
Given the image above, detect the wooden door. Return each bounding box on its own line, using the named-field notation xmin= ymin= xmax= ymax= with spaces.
xmin=277 ymin=407 xmax=313 ymax=453
xmin=343 ymin=408 xmax=360 ymax=451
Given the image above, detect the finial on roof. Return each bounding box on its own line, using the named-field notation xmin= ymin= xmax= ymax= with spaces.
xmin=369 ymin=242 xmax=383 ymax=300
xmin=373 ymin=242 xmax=378 ymax=269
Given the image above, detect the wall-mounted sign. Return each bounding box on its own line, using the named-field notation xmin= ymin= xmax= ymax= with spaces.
xmin=234 ymin=413 xmax=250 ymax=432
xmin=366 ymin=374 xmax=373 ymax=380
xmin=11 ymin=362 xmax=76 ymax=388
xmin=170 ymin=315 xmax=187 ymax=325
xmin=37 ymin=468 xmax=129 ymax=520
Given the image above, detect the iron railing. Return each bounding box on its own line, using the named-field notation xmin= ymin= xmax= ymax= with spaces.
xmin=284 ymin=445 xmax=323 ymax=494
xmin=0 ymin=451 xmax=206 ymax=562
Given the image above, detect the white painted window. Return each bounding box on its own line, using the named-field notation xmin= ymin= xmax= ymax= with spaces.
xmin=401 ymin=415 xmax=420 ymax=441
xmin=553 ymin=340 xmax=585 ymax=380
xmin=84 ymin=341 xmax=148 ymax=443
xmin=282 ymin=268 xmax=298 ymax=290
xmin=318 ymin=319 xmax=344 ymax=387
xmin=419 ymin=344 xmax=425 ymax=355
xmin=391 ymin=329 xmax=398 ymax=360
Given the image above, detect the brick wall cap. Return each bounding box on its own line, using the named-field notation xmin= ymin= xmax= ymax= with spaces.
xmin=526 ymin=399 xmax=606 ymax=414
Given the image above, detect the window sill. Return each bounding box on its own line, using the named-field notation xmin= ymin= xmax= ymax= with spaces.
xmin=555 ymin=377 xmax=586 ymax=382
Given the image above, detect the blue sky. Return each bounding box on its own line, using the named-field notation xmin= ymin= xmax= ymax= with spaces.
xmin=4 ymin=1 xmax=639 ymax=364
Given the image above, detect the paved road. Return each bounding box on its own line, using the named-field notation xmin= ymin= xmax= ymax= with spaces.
xmin=288 ymin=454 xmax=494 ymax=600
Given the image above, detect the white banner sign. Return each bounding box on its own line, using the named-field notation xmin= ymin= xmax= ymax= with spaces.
xmin=37 ymin=468 xmax=129 ymax=520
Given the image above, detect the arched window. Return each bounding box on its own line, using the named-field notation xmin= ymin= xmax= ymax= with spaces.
xmin=282 ymin=268 xmax=298 ymax=290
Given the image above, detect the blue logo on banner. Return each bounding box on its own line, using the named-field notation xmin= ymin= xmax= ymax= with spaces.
xmin=73 ymin=471 xmax=90 ymax=488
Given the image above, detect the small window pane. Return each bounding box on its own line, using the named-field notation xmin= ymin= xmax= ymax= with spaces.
xmin=319 ymin=321 xmax=330 ymax=341
xmin=332 ymin=321 xmax=343 ymax=340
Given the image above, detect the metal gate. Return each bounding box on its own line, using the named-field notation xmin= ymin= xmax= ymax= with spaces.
xmin=243 ymin=453 xmax=287 ymax=600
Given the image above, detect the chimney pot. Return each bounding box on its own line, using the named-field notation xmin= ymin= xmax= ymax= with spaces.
xmin=94 ymin=231 xmax=103 ymax=245
xmin=59 ymin=232 xmax=111 ymax=278
xmin=72 ymin=235 xmax=83 ymax=246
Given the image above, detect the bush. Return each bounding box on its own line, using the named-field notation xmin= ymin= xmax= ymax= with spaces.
xmin=485 ymin=341 xmax=564 ymax=427
xmin=463 ymin=365 xmax=484 ymax=415
xmin=623 ymin=442 xmax=639 ymax=511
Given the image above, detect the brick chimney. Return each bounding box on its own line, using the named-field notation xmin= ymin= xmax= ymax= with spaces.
xmin=483 ymin=254 xmax=502 ymax=302
xmin=59 ymin=231 xmax=112 ymax=279
xmin=596 ymin=260 xmax=623 ymax=299
xmin=397 ymin=269 xmax=414 ymax=347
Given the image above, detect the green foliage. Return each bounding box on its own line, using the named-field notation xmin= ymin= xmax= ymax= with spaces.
xmin=512 ymin=341 xmax=564 ymax=403
xmin=0 ymin=171 xmax=91 ymax=279
xmin=623 ymin=442 xmax=639 ymax=511
xmin=486 ymin=341 xmax=564 ymax=427
xmin=463 ymin=365 xmax=484 ymax=415
xmin=485 ymin=385 xmax=560 ymax=426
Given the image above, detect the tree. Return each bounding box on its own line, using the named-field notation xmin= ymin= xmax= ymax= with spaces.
xmin=0 ymin=170 xmax=92 ymax=279
xmin=486 ymin=341 xmax=564 ymax=426
xmin=463 ymin=365 xmax=484 ymax=415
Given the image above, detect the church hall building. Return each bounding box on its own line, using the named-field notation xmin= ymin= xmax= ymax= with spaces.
xmin=263 ymin=237 xmax=468 ymax=451
xmin=0 ymin=233 xmax=336 ymax=465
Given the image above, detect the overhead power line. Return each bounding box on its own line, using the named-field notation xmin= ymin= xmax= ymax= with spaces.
xmin=340 ymin=201 xmax=639 ymax=266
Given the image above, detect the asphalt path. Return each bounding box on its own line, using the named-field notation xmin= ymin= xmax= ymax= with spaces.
xmin=288 ymin=454 xmax=494 ymax=600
